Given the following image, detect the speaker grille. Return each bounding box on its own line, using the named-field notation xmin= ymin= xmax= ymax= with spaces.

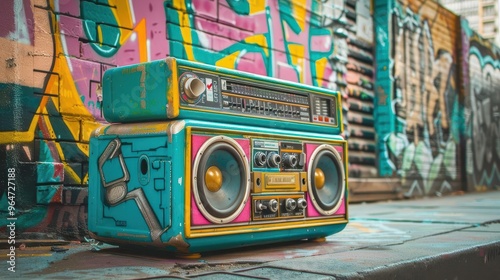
xmin=192 ymin=136 xmax=250 ymax=224
xmin=307 ymin=144 xmax=345 ymax=215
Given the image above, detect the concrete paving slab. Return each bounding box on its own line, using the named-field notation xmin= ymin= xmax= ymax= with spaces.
xmin=463 ymin=223 xmax=500 ymax=233
xmin=1 ymin=191 xmax=499 ymax=279
xmin=351 ymin=198 xmax=500 ymax=225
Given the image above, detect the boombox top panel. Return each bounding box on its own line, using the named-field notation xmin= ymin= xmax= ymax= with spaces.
xmin=102 ymin=58 xmax=343 ymax=135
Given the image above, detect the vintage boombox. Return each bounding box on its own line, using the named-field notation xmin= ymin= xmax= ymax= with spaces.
xmin=88 ymin=58 xmax=348 ymax=256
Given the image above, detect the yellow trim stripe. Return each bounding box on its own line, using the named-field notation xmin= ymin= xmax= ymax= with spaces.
xmin=190 ymin=218 xmax=347 ymax=238
xmin=184 ymin=126 xmax=193 ymax=237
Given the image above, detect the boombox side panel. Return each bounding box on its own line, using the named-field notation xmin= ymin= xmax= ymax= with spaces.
xmin=88 ymin=124 xmax=188 ymax=247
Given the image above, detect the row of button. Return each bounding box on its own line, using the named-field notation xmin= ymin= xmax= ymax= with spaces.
xmin=227 ymin=83 xmax=309 ymax=105
xmin=222 ymin=95 xmax=310 ymax=120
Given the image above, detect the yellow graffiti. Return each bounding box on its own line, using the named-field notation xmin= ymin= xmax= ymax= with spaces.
xmin=172 ymin=2 xmax=196 ymax=60
xmin=110 ymin=0 xmax=149 ymax=63
xmin=216 ymin=51 xmax=242 ymax=69
xmin=244 ymin=34 xmax=269 ymax=56
xmin=111 ymin=0 xmax=134 ymax=32
xmin=39 ymin=113 xmax=83 ymax=183
xmin=45 ymin=9 xmax=95 ymax=182
xmin=134 ymin=19 xmax=149 ymax=63
xmin=314 ymin=57 xmax=328 ymax=87
xmin=290 ymin=0 xmax=307 ymax=31
xmin=249 ymin=0 xmax=267 ymax=14
xmin=288 ymin=43 xmax=305 ymax=83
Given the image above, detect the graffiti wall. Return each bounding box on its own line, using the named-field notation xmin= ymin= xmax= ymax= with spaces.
xmin=1 ymin=0 xmax=499 ymax=239
xmin=461 ymin=19 xmax=500 ymax=191
xmin=374 ymin=0 xmax=463 ymax=197
xmin=0 ymin=0 xmax=349 ymax=239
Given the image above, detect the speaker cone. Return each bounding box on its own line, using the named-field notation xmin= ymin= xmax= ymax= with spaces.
xmin=192 ymin=136 xmax=250 ymax=224
xmin=307 ymin=144 xmax=345 ymax=215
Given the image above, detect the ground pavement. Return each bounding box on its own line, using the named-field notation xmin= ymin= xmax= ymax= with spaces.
xmin=2 ymin=190 xmax=500 ymax=279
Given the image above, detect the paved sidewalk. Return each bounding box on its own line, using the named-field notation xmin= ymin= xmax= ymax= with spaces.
xmin=2 ymin=190 xmax=500 ymax=279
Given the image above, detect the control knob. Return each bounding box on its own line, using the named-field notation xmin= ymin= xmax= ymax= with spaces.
xmin=282 ymin=153 xmax=298 ymax=168
xmin=183 ymin=77 xmax=205 ymax=100
xmin=254 ymin=152 xmax=267 ymax=167
xmin=297 ymin=198 xmax=307 ymax=209
xmin=285 ymin=198 xmax=297 ymax=212
xmin=255 ymin=201 xmax=267 ymax=212
xmin=264 ymin=199 xmax=279 ymax=213
xmin=267 ymin=152 xmax=281 ymax=168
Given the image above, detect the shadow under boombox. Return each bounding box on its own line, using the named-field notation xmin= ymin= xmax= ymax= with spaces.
xmin=88 ymin=58 xmax=348 ymax=256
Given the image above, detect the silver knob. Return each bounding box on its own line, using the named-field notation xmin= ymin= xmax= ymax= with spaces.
xmin=285 ymin=198 xmax=297 ymax=212
xmin=267 ymin=152 xmax=281 ymax=167
xmin=254 ymin=152 xmax=267 ymax=167
xmin=283 ymin=153 xmax=298 ymax=168
xmin=255 ymin=201 xmax=267 ymax=212
xmin=265 ymin=199 xmax=279 ymax=213
xmin=183 ymin=77 xmax=205 ymax=100
xmin=297 ymin=198 xmax=307 ymax=209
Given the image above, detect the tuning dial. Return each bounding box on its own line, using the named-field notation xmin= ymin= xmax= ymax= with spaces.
xmin=282 ymin=153 xmax=298 ymax=168
xmin=297 ymin=198 xmax=307 ymax=209
xmin=264 ymin=199 xmax=279 ymax=213
xmin=183 ymin=77 xmax=205 ymax=100
xmin=285 ymin=198 xmax=297 ymax=212
xmin=254 ymin=152 xmax=267 ymax=167
xmin=267 ymin=152 xmax=281 ymax=168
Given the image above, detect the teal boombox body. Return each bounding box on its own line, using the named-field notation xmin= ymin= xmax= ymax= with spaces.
xmin=89 ymin=58 xmax=348 ymax=255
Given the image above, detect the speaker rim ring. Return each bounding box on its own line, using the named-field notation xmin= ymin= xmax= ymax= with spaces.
xmin=192 ymin=136 xmax=250 ymax=224
xmin=307 ymin=144 xmax=345 ymax=216
xmin=197 ymin=142 xmax=244 ymax=217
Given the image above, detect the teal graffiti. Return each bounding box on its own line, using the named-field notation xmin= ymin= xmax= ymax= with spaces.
xmin=308 ymin=27 xmax=334 ymax=87
xmin=166 ymin=0 xmax=334 ymax=84
xmin=226 ymin=0 xmax=250 ymax=15
xmin=377 ymin=2 xmax=460 ymax=195
xmin=81 ymin=0 xmax=121 ymax=57
xmin=167 ymin=1 xmax=274 ymax=74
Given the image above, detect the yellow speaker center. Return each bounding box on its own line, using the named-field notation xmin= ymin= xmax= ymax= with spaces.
xmin=205 ymin=166 xmax=223 ymax=192
xmin=315 ymin=168 xmax=325 ymax=190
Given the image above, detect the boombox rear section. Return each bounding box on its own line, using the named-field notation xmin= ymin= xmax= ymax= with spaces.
xmin=88 ymin=119 xmax=348 ymax=254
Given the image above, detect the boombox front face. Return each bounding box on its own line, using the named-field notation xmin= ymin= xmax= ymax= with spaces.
xmin=88 ymin=120 xmax=348 ymax=253
xmin=185 ymin=127 xmax=348 ymax=240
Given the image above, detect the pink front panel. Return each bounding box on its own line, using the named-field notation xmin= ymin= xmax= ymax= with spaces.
xmin=304 ymin=143 xmax=344 ymax=166
xmin=305 ymin=143 xmax=346 ymax=217
xmin=190 ymin=134 xmax=251 ymax=226
xmin=191 ymin=135 xmax=250 ymax=162
xmin=305 ymin=194 xmax=346 ymax=217
xmin=191 ymin=195 xmax=252 ymax=225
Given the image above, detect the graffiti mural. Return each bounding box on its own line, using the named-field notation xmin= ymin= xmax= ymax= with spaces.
xmin=2 ymin=0 xmax=499 ymax=239
xmin=165 ymin=0 xmax=338 ymax=87
xmin=0 ymin=0 xmax=344 ymax=239
xmin=462 ymin=19 xmax=500 ymax=191
xmin=375 ymin=0 xmax=462 ymax=197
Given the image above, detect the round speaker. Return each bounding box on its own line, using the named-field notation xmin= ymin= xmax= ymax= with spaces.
xmin=307 ymin=144 xmax=345 ymax=215
xmin=192 ymin=136 xmax=250 ymax=224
